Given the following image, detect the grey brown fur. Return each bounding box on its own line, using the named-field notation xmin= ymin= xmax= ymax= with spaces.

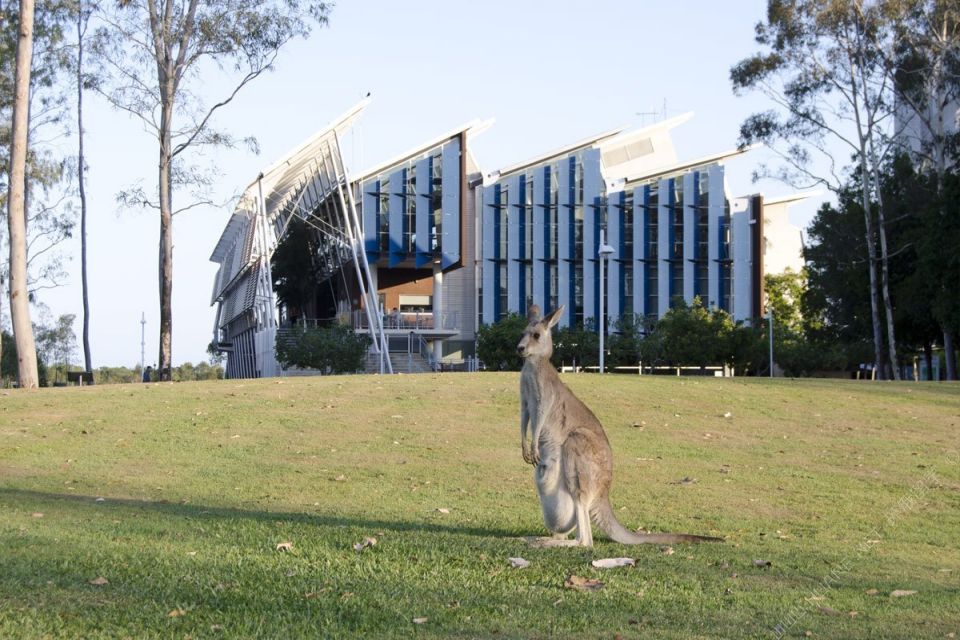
xmin=518 ymin=304 xmax=722 ymax=547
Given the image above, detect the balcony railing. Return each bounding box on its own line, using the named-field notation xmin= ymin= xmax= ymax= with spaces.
xmin=353 ymin=310 xmax=460 ymax=332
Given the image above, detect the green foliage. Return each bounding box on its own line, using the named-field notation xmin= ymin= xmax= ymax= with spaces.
xmin=275 ymin=323 xmax=370 ymax=375
xmin=476 ymin=313 xmax=527 ymax=371
xmin=804 ymin=155 xmax=960 ymax=372
xmin=656 ymin=297 xmax=733 ymax=367
xmin=553 ymin=319 xmax=598 ymax=368
xmin=94 ymin=366 xmax=140 ymax=384
xmin=762 ymin=269 xmax=848 ymax=376
xmin=1 ymin=330 xmax=49 ymax=387
xmin=171 ymin=361 xmax=224 ymax=382
xmin=34 ymin=313 xmax=77 ymax=379
xmin=606 ymin=314 xmax=647 ymax=368
xmin=1 ymin=0 xmax=79 ymax=294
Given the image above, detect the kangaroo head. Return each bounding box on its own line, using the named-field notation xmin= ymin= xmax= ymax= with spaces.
xmin=517 ymin=304 xmax=565 ymax=361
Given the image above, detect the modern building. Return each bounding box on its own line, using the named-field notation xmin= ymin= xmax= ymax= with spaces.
xmin=209 ymin=99 xmax=806 ymax=378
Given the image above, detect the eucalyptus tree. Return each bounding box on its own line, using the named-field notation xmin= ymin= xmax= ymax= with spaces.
xmin=2 ymin=0 xmax=75 ymax=387
xmin=74 ymin=0 xmax=93 ymax=373
xmin=92 ymin=0 xmax=329 ymax=380
xmin=6 ymin=0 xmax=39 ymax=387
xmin=732 ymin=0 xmax=902 ymax=378
xmin=881 ymin=0 xmax=960 ymax=378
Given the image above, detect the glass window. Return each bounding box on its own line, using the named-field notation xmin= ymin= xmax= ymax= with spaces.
xmin=646 ymin=183 xmax=659 ymax=318
xmin=549 ymin=262 xmax=558 ymax=312
xmin=622 ymin=190 xmax=634 ymax=261
xmin=720 ymin=199 xmax=732 ymax=311
xmin=498 ymin=263 xmax=508 ymax=322
xmin=549 ymin=165 xmax=558 ymax=261
xmin=574 ymin=158 xmax=584 ymax=261
xmin=623 ymin=264 xmax=633 ymax=318
xmin=524 ymin=174 xmax=534 ymax=261
xmin=498 ymin=186 xmax=509 ymax=261
xmin=574 ymin=264 xmax=584 ymax=326
xmin=406 ymin=166 xmax=416 ymax=253
xmin=671 ymin=178 xmax=683 ymax=304
xmin=696 ymin=172 xmax=710 ymax=300
xmin=431 ymin=152 xmax=443 ymax=252
xmin=379 ymin=177 xmax=390 ymax=255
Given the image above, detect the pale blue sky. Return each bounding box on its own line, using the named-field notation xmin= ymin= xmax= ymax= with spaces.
xmin=38 ymin=0 xmax=827 ymax=368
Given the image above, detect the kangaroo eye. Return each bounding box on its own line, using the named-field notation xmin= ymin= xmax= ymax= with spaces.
xmin=533 ymin=332 xmax=540 ymax=339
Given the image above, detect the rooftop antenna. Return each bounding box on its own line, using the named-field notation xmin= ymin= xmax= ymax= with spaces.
xmin=635 ymin=98 xmax=669 ymax=126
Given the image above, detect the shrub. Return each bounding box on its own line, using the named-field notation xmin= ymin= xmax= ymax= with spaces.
xmin=476 ymin=313 xmax=528 ymax=371
xmin=275 ymin=323 xmax=371 ymax=374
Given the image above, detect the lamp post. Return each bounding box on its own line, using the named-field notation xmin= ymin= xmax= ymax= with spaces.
xmin=598 ymin=228 xmax=615 ymax=374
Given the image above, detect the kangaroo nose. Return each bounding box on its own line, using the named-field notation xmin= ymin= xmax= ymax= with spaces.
xmin=517 ymin=345 xmax=525 ymax=354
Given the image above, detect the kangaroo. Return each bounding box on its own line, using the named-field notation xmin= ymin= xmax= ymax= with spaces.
xmin=518 ymin=304 xmax=722 ymax=547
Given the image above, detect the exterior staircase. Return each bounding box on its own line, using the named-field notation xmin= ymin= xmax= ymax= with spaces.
xmin=364 ymin=351 xmax=433 ymax=374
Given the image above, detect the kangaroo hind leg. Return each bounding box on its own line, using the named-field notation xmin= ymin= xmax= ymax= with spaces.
xmin=562 ymin=433 xmax=597 ymax=547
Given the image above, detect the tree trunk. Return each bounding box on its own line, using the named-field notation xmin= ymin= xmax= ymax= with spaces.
xmin=6 ymin=0 xmax=39 ymax=389
xmin=866 ymin=135 xmax=900 ymax=380
xmin=158 ymin=123 xmax=173 ymax=381
xmin=77 ymin=3 xmax=92 ymax=375
xmin=858 ymin=157 xmax=885 ymax=380
xmin=923 ymin=342 xmax=932 ymax=381
xmin=945 ymin=328 xmax=957 ymax=381
xmin=848 ymin=19 xmax=885 ymax=380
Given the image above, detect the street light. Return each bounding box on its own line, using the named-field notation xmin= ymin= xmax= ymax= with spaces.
xmin=598 ymin=228 xmax=615 ymax=374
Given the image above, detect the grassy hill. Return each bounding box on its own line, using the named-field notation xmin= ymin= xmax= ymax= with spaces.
xmin=1 ymin=373 xmax=958 ymax=639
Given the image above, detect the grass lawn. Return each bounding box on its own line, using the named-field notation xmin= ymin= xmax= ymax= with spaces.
xmin=1 ymin=373 xmax=958 ymax=639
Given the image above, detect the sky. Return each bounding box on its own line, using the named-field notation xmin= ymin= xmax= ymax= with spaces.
xmin=31 ymin=0 xmax=829 ymax=368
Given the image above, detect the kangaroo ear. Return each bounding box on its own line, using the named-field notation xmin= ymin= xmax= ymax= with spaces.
xmin=543 ymin=305 xmax=565 ymax=329
xmin=527 ymin=304 xmax=541 ymax=323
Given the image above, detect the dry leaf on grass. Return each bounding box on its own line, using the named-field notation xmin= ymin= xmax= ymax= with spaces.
xmin=168 ymin=608 xmax=186 ymax=618
xmin=890 ymin=589 xmax=917 ymax=598
xmin=412 ymin=617 xmax=428 ymax=624
xmin=865 ymin=588 xmax=879 ymax=595
xmin=564 ymin=575 xmax=604 ymax=591
xmin=753 ymin=559 xmax=772 ymax=568
xmin=31 ymin=512 xmax=43 ymax=518
xmin=88 ymin=576 xmax=109 ymax=586
xmin=508 ymin=557 xmax=530 ymax=569
xmin=331 ymin=474 xmax=347 ymax=482
xmin=353 ymin=537 xmax=377 ymax=552
xmin=817 ymin=605 xmax=842 ymax=616
xmin=275 ymin=541 xmax=294 ymax=552
xmin=435 ymin=508 xmax=450 ymax=514
xmin=660 ymin=546 xmax=675 ymax=556
xmin=591 ymin=557 xmax=635 ymax=569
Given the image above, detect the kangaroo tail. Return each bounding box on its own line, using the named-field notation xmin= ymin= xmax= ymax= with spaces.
xmin=592 ymin=497 xmax=723 ymax=544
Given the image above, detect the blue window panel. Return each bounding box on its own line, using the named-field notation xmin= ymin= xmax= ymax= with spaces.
xmin=582 ymin=148 xmax=601 ymax=324
xmin=557 ymin=157 xmax=574 ymax=327
xmin=532 ymin=166 xmax=547 ymax=310
xmin=633 ymin=186 xmax=646 ymax=318
xmin=481 ymin=185 xmax=497 ymax=325
xmin=707 ymin=164 xmax=724 ymax=309
xmin=441 ymin=138 xmax=461 ymax=269
xmin=606 ymin=190 xmax=623 ymax=326
xmin=683 ymin=172 xmax=696 ymax=304
xmin=506 ymin=174 xmax=522 ymax=314
xmin=658 ymin=178 xmax=671 ymax=317
xmin=362 ymin=179 xmax=379 ymax=259
xmin=415 ymin=157 xmax=431 ymax=267
xmin=388 ymin=168 xmax=406 ymax=267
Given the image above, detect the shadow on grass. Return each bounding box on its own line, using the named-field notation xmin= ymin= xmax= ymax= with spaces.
xmin=0 ymin=487 xmax=522 ymax=540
